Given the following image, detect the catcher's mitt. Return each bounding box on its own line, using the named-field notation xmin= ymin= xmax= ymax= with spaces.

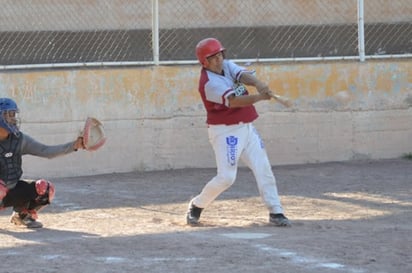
xmin=81 ymin=117 xmax=106 ymax=151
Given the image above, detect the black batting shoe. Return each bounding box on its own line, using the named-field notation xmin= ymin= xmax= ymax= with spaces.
xmin=269 ymin=213 xmax=291 ymax=227
xmin=186 ymin=202 xmax=203 ymax=226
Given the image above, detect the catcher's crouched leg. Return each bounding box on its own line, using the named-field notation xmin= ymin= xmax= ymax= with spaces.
xmin=10 ymin=179 xmax=55 ymax=228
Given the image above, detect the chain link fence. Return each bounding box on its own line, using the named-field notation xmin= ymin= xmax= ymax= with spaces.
xmin=0 ymin=0 xmax=410 ymax=69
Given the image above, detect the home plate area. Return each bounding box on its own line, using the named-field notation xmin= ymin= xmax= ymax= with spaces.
xmin=0 ymin=159 xmax=411 ymax=273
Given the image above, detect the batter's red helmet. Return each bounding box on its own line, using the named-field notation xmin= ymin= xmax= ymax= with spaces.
xmin=196 ymin=38 xmax=225 ymax=66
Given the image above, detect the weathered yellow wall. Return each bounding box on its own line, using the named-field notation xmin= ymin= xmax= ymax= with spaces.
xmin=1 ymin=60 xmax=411 ymax=177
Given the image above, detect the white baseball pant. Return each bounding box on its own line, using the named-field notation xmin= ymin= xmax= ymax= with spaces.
xmin=192 ymin=122 xmax=284 ymax=214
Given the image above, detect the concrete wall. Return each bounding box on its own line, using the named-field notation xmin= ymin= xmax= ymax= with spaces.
xmin=1 ymin=59 xmax=411 ymax=178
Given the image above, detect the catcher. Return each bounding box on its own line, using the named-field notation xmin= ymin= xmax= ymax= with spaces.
xmin=0 ymin=97 xmax=102 ymax=228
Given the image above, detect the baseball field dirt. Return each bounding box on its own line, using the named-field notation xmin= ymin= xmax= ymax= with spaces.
xmin=0 ymin=158 xmax=411 ymax=273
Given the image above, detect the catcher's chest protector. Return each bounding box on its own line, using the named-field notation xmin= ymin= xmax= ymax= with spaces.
xmin=0 ymin=134 xmax=22 ymax=186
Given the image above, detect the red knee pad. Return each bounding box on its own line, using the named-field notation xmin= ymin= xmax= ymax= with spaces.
xmin=35 ymin=179 xmax=55 ymax=203
xmin=0 ymin=179 xmax=8 ymax=210
xmin=0 ymin=179 xmax=8 ymax=200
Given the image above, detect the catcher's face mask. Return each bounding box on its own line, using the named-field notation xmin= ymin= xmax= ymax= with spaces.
xmin=0 ymin=98 xmax=20 ymax=136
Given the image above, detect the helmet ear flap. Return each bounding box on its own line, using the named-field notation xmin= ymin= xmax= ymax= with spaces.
xmin=202 ymin=58 xmax=209 ymax=67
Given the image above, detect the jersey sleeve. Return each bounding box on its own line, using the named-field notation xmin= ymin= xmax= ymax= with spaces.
xmin=226 ymin=60 xmax=247 ymax=82
xmin=204 ymin=80 xmax=235 ymax=107
xmin=20 ymin=133 xmax=76 ymax=158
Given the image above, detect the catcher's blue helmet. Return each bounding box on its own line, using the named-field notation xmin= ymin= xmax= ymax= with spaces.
xmin=0 ymin=98 xmax=20 ymax=136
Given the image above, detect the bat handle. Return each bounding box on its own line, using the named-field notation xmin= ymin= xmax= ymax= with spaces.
xmin=270 ymin=94 xmax=280 ymax=100
xmin=269 ymin=93 xmax=293 ymax=108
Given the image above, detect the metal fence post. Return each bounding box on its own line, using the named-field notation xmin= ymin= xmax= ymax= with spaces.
xmin=152 ymin=0 xmax=159 ymax=65
xmin=357 ymin=0 xmax=366 ymax=62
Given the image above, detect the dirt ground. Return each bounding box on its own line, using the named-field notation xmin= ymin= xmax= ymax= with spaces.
xmin=0 ymin=158 xmax=411 ymax=273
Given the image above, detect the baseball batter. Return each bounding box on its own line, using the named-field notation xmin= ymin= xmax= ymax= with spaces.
xmin=0 ymin=98 xmax=85 ymax=228
xmin=186 ymin=38 xmax=291 ymax=227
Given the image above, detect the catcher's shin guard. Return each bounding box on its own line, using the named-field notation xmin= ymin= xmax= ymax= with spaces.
xmin=26 ymin=179 xmax=55 ymax=212
xmin=34 ymin=179 xmax=55 ymax=204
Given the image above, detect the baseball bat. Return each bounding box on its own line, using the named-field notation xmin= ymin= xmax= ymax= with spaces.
xmin=269 ymin=93 xmax=293 ymax=108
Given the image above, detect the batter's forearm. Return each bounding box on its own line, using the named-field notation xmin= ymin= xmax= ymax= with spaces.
xmin=239 ymin=72 xmax=269 ymax=94
xmin=228 ymin=94 xmax=270 ymax=108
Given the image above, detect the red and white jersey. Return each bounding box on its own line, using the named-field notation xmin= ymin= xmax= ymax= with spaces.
xmin=198 ymin=60 xmax=258 ymax=125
